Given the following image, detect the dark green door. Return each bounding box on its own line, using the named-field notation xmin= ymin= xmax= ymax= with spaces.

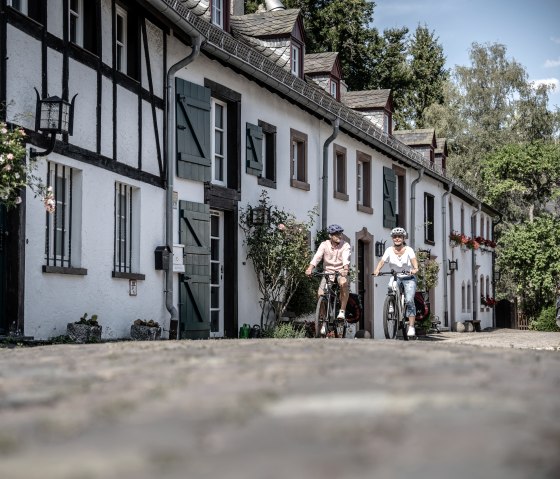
xmin=179 ymin=200 xmax=211 ymax=339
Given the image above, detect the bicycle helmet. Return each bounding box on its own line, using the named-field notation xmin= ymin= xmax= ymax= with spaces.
xmin=327 ymin=224 xmax=344 ymax=235
xmin=390 ymin=227 xmax=407 ymax=238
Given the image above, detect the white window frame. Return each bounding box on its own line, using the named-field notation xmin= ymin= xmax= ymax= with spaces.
xmin=291 ymin=44 xmax=301 ymax=76
xmin=330 ymin=79 xmax=338 ymax=99
xmin=115 ymin=5 xmax=127 ymax=73
xmin=8 ymin=0 xmax=27 ymax=14
xmin=211 ymin=0 xmax=224 ymax=28
xmin=211 ymin=98 xmax=227 ymax=186
xmin=69 ymin=0 xmax=84 ymax=46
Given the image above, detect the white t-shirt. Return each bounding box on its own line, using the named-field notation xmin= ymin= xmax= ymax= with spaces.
xmin=381 ymin=246 xmax=416 ymax=271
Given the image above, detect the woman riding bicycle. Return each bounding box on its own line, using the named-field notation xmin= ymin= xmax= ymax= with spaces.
xmin=373 ymin=227 xmax=419 ymax=337
xmin=305 ymin=224 xmax=350 ymax=320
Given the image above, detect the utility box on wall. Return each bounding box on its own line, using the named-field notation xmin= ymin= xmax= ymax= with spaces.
xmin=173 ymin=244 xmax=185 ymax=273
xmin=154 ymin=246 xmax=170 ymax=270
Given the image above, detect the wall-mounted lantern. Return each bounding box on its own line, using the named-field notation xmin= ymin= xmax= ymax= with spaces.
xmin=494 ymin=270 xmax=501 ymax=282
xmin=248 ymin=205 xmax=271 ymax=226
xmin=375 ymin=240 xmax=386 ymax=258
xmin=447 ymin=259 xmax=458 ymax=276
xmin=30 ymin=88 xmax=77 ymax=158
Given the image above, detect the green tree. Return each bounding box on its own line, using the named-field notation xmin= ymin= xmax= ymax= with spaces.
xmin=239 ymin=191 xmax=318 ymax=330
xmin=482 ymin=141 xmax=560 ymax=223
xmin=496 ymin=215 xmax=560 ymax=318
xmin=423 ymin=42 xmax=560 ymax=196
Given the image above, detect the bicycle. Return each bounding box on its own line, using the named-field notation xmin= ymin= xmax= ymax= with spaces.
xmin=312 ymin=271 xmax=349 ymax=338
xmin=376 ymin=270 xmax=413 ymax=341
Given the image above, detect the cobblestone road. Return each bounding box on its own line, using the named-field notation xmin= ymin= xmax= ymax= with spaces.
xmin=1 ymin=330 xmax=559 ymax=479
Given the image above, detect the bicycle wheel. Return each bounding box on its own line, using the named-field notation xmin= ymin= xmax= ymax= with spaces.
xmin=314 ymin=296 xmax=328 ymax=338
xmin=383 ymin=295 xmax=398 ymax=339
xmin=399 ymin=295 xmax=409 ymax=341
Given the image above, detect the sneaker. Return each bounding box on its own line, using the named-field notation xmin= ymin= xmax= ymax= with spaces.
xmin=337 ymin=310 xmax=345 ymax=320
xmin=407 ymin=325 xmax=416 ymax=337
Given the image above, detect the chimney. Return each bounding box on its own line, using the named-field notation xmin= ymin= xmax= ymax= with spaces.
xmin=265 ymin=0 xmax=286 ymax=11
xmin=231 ymin=0 xmax=244 ymax=16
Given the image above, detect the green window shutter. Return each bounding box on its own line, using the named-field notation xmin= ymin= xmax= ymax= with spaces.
xmin=176 ymin=78 xmax=211 ymax=182
xmin=383 ymin=167 xmax=397 ymax=229
xmin=179 ymin=200 xmax=211 ymax=339
xmin=246 ymin=122 xmax=263 ymax=176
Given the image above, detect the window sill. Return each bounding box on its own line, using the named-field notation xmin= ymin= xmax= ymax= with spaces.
xmin=258 ymin=177 xmax=277 ymax=189
xmin=42 ymin=266 xmax=88 ymax=275
xmin=424 ymin=240 xmax=435 ymax=246
xmin=334 ymin=191 xmax=349 ymax=201
xmin=290 ymin=179 xmax=310 ymax=191
xmin=357 ymin=204 xmax=373 ymax=215
xmin=112 ymin=271 xmax=146 ymax=281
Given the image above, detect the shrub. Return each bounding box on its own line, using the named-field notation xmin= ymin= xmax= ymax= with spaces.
xmin=270 ymin=322 xmax=307 ymax=339
xmin=529 ymin=306 xmax=560 ymax=332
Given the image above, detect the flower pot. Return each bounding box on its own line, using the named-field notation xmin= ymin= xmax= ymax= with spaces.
xmin=67 ymin=323 xmax=102 ymax=343
xmin=130 ymin=324 xmax=161 ymax=341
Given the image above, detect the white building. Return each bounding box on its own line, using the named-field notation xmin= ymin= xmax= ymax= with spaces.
xmin=0 ymin=0 xmax=498 ymax=340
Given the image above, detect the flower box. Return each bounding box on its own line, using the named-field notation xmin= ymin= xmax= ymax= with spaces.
xmin=130 ymin=324 xmax=161 ymax=341
xmin=66 ymin=322 xmax=102 ymax=343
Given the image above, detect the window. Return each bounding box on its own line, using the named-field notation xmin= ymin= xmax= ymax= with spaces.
xmin=211 ymin=0 xmax=224 ymax=28
xmin=113 ymin=182 xmax=141 ymax=278
xmin=259 ymin=120 xmax=277 ymax=188
xmin=357 ymin=152 xmax=372 ymax=214
xmin=467 ymin=281 xmax=472 ymax=313
xmin=211 ymin=98 xmax=227 ymax=186
xmin=480 ymin=275 xmax=485 ymax=311
xmin=461 ymin=282 xmax=466 ymax=312
xmin=449 ymin=199 xmax=453 ymax=235
xmin=460 ymin=205 xmax=465 ymax=234
xmin=44 ymin=162 xmax=82 ymax=272
xmin=330 ymin=79 xmax=338 ymax=100
xmin=333 ymin=144 xmax=348 ymax=200
xmin=424 ymin=193 xmax=435 ymax=243
xmin=290 ymin=129 xmax=309 ymax=190
xmin=8 ymin=0 xmax=27 ymax=13
xmin=291 ymin=44 xmax=301 ymax=76
xmin=69 ymin=0 xmax=83 ymax=45
xmin=115 ymin=6 xmax=127 ymax=73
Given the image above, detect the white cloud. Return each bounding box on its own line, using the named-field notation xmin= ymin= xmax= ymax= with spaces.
xmin=531 ymin=78 xmax=559 ymax=91
xmin=544 ymin=58 xmax=560 ymax=68
xmin=551 ymin=36 xmax=560 ymax=44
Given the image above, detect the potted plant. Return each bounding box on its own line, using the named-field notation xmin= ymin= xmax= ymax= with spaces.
xmin=67 ymin=313 xmax=102 ymax=343
xmin=130 ymin=319 xmax=161 ymax=340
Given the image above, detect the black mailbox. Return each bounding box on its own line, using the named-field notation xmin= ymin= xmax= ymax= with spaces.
xmin=154 ymin=245 xmax=171 ymax=270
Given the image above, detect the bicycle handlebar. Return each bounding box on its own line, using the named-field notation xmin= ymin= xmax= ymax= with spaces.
xmin=374 ymin=269 xmax=412 ymax=277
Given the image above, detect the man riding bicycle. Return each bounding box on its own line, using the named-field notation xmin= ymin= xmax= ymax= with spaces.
xmin=373 ymin=227 xmax=419 ymax=337
xmin=305 ymin=224 xmax=350 ymax=320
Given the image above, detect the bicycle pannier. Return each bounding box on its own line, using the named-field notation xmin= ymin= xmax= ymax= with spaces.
xmin=345 ymin=293 xmax=362 ymax=324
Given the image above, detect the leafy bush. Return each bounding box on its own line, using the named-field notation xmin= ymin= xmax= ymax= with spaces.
xmin=529 ymin=306 xmax=560 ymax=332
xmin=286 ymin=274 xmax=320 ymax=317
xmin=270 ymin=322 xmax=307 ymax=339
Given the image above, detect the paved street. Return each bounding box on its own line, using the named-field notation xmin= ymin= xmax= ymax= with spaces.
xmin=1 ymin=330 xmax=559 ymax=479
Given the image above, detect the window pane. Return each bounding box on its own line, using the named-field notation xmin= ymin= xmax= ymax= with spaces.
xmin=215 ymin=131 xmax=223 ymax=155
xmin=211 ymin=238 xmax=219 ymax=260
xmin=211 ymin=286 xmax=219 ymax=308
xmin=211 ymin=263 xmax=219 ymax=284
xmin=215 ymin=104 xmax=223 ymax=128
xmin=211 ymin=214 xmax=219 ymax=237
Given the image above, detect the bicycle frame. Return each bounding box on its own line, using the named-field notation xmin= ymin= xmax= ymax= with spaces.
xmin=313 ymin=272 xmax=348 ymax=338
xmin=378 ymin=270 xmax=410 ymax=340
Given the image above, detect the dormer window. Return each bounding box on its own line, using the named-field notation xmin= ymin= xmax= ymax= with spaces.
xmin=291 ymin=44 xmax=301 ymax=76
xmin=8 ymin=0 xmax=27 ymax=13
xmin=69 ymin=0 xmax=83 ymax=46
xmin=330 ymin=79 xmax=338 ymax=100
xmin=211 ymin=0 xmax=224 ymax=28
xmin=383 ymin=113 xmax=389 ymax=134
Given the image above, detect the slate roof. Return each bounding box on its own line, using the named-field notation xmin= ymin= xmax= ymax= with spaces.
xmin=392 ymin=129 xmax=436 ymax=147
xmin=230 ymin=9 xmax=300 ymax=37
xmin=341 ymin=90 xmax=391 ymax=109
xmin=177 ymin=0 xmax=210 ymax=20
xmin=304 ymin=52 xmax=339 ymax=75
xmin=435 ymin=137 xmax=448 ymax=156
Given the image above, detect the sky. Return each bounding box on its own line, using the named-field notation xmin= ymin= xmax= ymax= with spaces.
xmin=372 ymin=0 xmax=560 ymax=110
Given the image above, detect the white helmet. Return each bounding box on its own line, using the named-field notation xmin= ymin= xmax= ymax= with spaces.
xmin=390 ymin=227 xmax=407 ymax=238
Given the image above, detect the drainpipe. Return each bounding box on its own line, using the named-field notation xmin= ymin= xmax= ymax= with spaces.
xmin=321 ymin=118 xmax=339 ymax=230
xmin=148 ymin=0 xmax=205 ymax=334
xmin=471 ymin=203 xmax=481 ymax=324
xmin=409 ymin=168 xmax=424 ymax=249
xmin=441 ymin=182 xmax=453 ymax=328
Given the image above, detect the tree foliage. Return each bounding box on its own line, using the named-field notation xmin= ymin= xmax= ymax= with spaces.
xmin=239 ymin=191 xmax=318 ymax=330
xmin=482 ymin=141 xmax=560 ymax=223
xmin=496 ymin=215 xmax=560 ymax=317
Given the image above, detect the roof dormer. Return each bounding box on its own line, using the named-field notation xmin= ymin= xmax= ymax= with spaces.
xmin=304 ymin=52 xmax=342 ymax=101
xmin=231 ymin=4 xmax=306 ymax=77
xmin=341 ymin=90 xmax=394 ymax=134
xmin=435 ymin=137 xmax=448 ymax=173
xmin=392 ymin=129 xmax=437 ymax=165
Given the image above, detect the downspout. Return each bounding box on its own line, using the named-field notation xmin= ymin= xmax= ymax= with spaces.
xmin=321 ymin=118 xmax=339 ymax=230
xmin=409 ymin=168 xmax=424 ymax=249
xmin=471 ymin=203 xmax=481 ymax=324
xmin=147 ymin=0 xmax=205 ymax=334
xmin=441 ymin=182 xmax=453 ymax=328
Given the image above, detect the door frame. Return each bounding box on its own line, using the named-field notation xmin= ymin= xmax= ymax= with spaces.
xmin=356 ymin=228 xmax=373 ymax=336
